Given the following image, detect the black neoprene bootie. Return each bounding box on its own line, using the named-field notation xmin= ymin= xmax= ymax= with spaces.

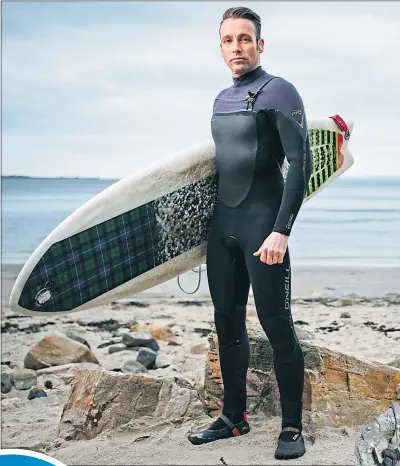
xmin=274 ymin=424 xmax=306 ymax=460
xmin=188 ymin=412 xmax=250 ymax=445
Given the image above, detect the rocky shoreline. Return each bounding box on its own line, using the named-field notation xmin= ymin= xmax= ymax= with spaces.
xmin=1 ymin=292 xmax=400 ymax=464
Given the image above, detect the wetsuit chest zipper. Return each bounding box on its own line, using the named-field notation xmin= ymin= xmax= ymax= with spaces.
xmin=244 ymin=77 xmax=277 ymax=111
xmin=245 ymin=91 xmax=257 ymax=111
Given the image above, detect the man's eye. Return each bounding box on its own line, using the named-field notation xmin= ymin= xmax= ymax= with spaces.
xmin=241 ymin=37 xmax=250 ymax=42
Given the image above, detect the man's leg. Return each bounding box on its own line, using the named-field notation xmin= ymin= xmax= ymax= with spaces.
xmin=211 ymin=240 xmax=250 ymax=418
xmin=244 ymin=243 xmax=306 ymax=459
xmin=188 ymin=224 xmax=251 ymax=445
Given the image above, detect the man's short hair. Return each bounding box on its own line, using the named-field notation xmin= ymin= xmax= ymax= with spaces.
xmin=220 ymin=7 xmax=262 ymax=42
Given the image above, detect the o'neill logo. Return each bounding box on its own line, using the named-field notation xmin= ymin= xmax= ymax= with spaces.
xmin=286 ymin=213 xmax=294 ymax=230
xmin=0 ymin=449 xmax=67 ymax=466
xmin=285 ymin=266 xmax=290 ymax=310
xmin=291 ymin=109 xmax=305 ymax=128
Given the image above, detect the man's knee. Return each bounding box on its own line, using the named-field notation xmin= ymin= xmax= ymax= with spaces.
xmin=259 ymin=314 xmax=298 ymax=361
xmin=214 ymin=305 xmax=247 ymax=347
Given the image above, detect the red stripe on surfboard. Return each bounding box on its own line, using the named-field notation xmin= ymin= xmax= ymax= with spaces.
xmin=338 ymin=133 xmax=344 ymax=168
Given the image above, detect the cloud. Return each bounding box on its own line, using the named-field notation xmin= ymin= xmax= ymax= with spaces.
xmin=2 ymin=1 xmax=400 ymax=177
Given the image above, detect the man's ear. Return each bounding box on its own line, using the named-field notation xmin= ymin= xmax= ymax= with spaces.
xmin=257 ymin=38 xmax=265 ymax=53
xmin=220 ymin=43 xmax=223 ymax=56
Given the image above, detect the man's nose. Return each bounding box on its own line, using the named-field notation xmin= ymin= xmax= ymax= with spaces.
xmin=232 ymin=39 xmax=242 ymax=52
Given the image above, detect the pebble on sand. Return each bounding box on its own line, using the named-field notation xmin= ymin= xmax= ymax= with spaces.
xmin=12 ymin=369 xmax=37 ymax=390
xmin=121 ymin=360 xmax=148 ymax=374
xmin=136 ymin=348 xmax=157 ymax=369
xmin=28 ymin=388 xmax=48 ymax=400
xmin=97 ymin=338 xmax=123 ymax=349
xmin=1 ymin=373 xmax=13 ymax=394
xmin=44 ymin=380 xmax=53 ymax=389
xmin=122 ymin=332 xmax=159 ymax=352
xmin=108 ymin=345 xmax=132 ymax=354
xmin=64 ymin=330 xmax=91 ymax=349
xmin=188 ymin=343 xmax=208 ymax=355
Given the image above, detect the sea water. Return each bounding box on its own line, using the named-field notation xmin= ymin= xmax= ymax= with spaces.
xmin=2 ymin=176 xmax=399 ymax=267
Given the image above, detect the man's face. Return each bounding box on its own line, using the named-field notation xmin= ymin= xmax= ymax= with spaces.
xmin=220 ymin=18 xmax=264 ymax=77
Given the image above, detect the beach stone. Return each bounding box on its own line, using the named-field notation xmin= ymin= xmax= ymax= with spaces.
xmin=122 ymin=332 xmax=159 ymax=351
xmin=97 ymin=338 xmax=123 ymax=349
xmin=121 ymin=360 xmax=148 ymax=374
xmin=57 ymin=370 xmax=203 ymax=440
xmin=136 ymin=348 xmax=157 ymax=369
xmin=64 ymin=331 xmax=91 ymax=349
xmin=12 ymin=369 xmax=37 ymax=390
xmin=1 ymin=372 xmax=13 ymax=394
xmin=24 ymin=335 xmax=100 ymax=370
xmin=188 ymin=342 xmax=208 ymax=355
xmin=37 ymin=374 xmax=63 ymax=389
xmin=36 ymin=362 xmax=104 ymax=384
xmin=204 ymin=320 xmax=400 ymax=429
xmin=28 ymin=388 xmax=47 ymax=400
xmin=340 ymin=311 xmax=352 ymax=318
xmin=154 ymin=356 xmax=170 ymax=369
xmin=108 ymin=345 xmax=128 ymax=354
xmin=44 ymin=380 xmax=53 ymax=389
xmin=130 ymin=324 xmax=176 ymax=342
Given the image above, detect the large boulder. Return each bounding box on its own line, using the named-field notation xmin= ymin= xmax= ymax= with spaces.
xmin=24 ymin=336 xmax=100 ymax=371
xmin=204 ymin=320 xmax=400 ymax=429
xmin=57 ymin=370 xmax=204 ymax=441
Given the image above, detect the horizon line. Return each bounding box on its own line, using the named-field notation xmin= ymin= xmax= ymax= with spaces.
xmin=2 ymin=174 xmax=400 ymax=181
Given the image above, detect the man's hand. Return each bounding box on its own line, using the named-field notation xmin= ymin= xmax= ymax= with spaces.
xmin=253 ymin=232 xmax=289 ymax=265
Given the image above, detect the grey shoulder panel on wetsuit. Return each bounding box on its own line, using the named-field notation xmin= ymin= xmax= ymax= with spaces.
xmin=257 ymin=77 xmax=312 ymax=235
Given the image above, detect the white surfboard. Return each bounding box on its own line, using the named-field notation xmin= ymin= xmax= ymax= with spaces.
xmin=9 ymin=117 xmax=354 ymax=316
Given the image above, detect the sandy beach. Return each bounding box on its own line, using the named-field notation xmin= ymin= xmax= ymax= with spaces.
xmin=1 ymin=263 xmax=400 ymax=464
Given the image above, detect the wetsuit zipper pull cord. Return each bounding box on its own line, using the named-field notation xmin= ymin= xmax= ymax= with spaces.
xmin=245 ymin=91 xmax=256 ymax=111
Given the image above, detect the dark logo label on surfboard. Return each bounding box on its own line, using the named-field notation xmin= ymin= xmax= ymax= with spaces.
xmin=34 ymin=281 xmax=54 ymax=306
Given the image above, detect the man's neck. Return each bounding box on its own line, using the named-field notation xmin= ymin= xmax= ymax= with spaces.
xmin=232 ymin=65 xmax=265 ymax=88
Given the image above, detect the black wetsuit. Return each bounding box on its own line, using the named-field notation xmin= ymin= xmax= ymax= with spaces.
xmin=206 ymin=66 xmax=312 ymax=429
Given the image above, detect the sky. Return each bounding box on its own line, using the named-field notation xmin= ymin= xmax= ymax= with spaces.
xmin=2 ymin=1 xmax=400 ymax=178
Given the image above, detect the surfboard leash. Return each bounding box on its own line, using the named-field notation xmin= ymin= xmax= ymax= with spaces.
xmin=177 ymin=265 xmax=206 ymax=295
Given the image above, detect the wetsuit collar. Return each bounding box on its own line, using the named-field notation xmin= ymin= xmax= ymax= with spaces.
xmin=232 ymin=66 xmax=265 ymax=88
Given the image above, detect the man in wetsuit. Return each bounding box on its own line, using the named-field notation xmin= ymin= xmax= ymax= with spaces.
xmin=187 ymin=6 xmax=312 ymax=460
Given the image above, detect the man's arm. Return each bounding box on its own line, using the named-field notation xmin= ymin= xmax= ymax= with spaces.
xmin=264 ymin=78 xmax=312 ymax=236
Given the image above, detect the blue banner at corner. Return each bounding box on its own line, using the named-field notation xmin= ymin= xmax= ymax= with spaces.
xmin=0 ymin=449 xmax=67 ymax=466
